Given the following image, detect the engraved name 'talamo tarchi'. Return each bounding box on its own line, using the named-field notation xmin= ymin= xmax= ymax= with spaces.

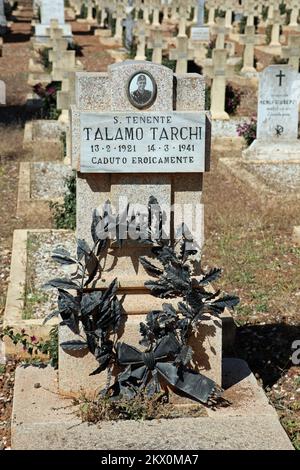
xmin=80 ymin=112 xmax=207 ymax=173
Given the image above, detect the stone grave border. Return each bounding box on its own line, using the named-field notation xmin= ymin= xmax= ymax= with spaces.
xmin=219 ymin=157 xmax=300 ymax=202
xmin=16 ymin=162 xmax=64 ymax=221
xmin=3 ymin=229 xmax=67 ymax=357
xmin=23 ymin=120 xmax=67 ymax=159
xmin=10 ymin=359 xmax=294 ymax=450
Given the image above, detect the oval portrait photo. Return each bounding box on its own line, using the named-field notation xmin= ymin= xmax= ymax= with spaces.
xmin=127 ymin=71 xmax=157 ymax=109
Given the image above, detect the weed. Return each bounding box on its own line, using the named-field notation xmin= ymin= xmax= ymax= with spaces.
xmin=50 ymin=172 xmax=76 ymax=230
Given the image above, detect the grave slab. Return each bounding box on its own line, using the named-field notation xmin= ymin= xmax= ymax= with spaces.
xmin=11 ymin=359 xmax=293 ymax=450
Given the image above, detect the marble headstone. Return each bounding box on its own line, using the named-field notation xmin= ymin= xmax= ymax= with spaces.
xmin=243 ymin=65 xmax=300 ymax=160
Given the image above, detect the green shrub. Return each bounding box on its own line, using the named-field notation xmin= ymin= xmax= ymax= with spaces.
xmin=80 ymin=3 xmax=88 ymax=19
xmin=50 ymin=172 xmax=76 ymax=230
xmin=38 ymin=48 xmax=52 ymax=72
xmin=239 ymin=16 xmax=247 ymax=34
xmin=0 ymin=325 xmax=59 ymax=369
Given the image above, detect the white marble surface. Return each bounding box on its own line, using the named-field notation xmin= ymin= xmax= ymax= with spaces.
xmin=257 ymin=65 xmax=300 ymax=141
xmin=80 ymin=111 xmax=207 ymax=173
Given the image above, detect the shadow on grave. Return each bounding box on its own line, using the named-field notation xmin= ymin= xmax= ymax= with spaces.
xmin=234 ymin=322 xmax=300 ymax=388
xmin=2 ymin=31 xmax=32 ymax=43
xmin=73 ymin=30 xmax=95 ymax=36
xmin=0 ymin=105 xmax=39 ymax=125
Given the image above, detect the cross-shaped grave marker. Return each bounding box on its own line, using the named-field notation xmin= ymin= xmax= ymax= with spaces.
xmin=147 ymin=26 xmax=168 ymax=64
xmin=204 ymin=48 xmax=236 ymax=119
xmin=239 ymin=25 xmax=260 ymax=76
xmin=282 ymin=34 xmax=300 ymax=71
xmin=169 ymin=35 xmax=195 ymax=74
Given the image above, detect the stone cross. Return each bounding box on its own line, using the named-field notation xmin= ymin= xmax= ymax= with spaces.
xmin=206 ymin=0 xmax=216 ymax=26
xmin=239 ymin=25 xmax=260 ymax=76
xmin=269 ymin=6 xmax=281 ymax=49
xmin=142 ymin=0 xmax=151 ymax=25
xmin=151 ymin=0 xmax=161 ymax=27
xmin=214 ymin=17 xmax=230 ymax=50
xmin=243 ymin=0 xmax=257 ymax=27
xmin=169 ymin=35 xmax=195 ymax=74
xmin=224 ymin=0 xmax=234 ymax=30
xmin=147 ymin=26 xmax=167 ymax=64
xmin=133 ymin=19 xmax=149 ymax=61
xmin=266 ymin=0 xmax=275 ymax=25
xmin=113 ymin=1 xmax=125 ymax=41
xmin=204 ymin=48 xmax=236 ymax=119
xmin=282 ymin=34 xmax=300 ymax=71
xmin=177 ymin=3 xmax=189 ymax=37
xmin=287 ymin=0 xmax=299 ymax=28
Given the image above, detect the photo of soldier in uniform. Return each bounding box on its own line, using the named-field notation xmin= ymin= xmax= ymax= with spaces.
xmin=128 ymin=71 xmax=157 ymax=109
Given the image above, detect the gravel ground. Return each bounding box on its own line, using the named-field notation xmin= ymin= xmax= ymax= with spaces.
xmin=27 ymin=231 xmax=76 ymax=319
xmin=244 ymin=162 xmax=300 ymax=193
xmin=31 ymin=163 xmax=73 ymax=200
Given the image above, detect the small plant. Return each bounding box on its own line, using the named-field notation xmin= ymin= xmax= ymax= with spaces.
xmin=206 ymin=38 xmax=216 ymax=58
xmin=50 ymin=172 xmax=76 ymax=230
xmin=162 ymin=56 xmax=176 ymax=72
xmin=239 ymin=16 xmax=247 ymax=34
xmin=77 ymin=391 xmax=169 ymax=422
xmin=265 ymin=24 xmax=272 ymax=45
xmin=32 ymin=82 xmax=62 ymax=120
xmin=215 ymin=9 xmax=226 ymax=18
xmin=0 ymin=325 xmax=59 ymax=368
xmin=38 ymin=48 xmax=52 ymax=72
xmin=237 ymin=117 xmax=257 ymax=146
xmin=225 ymin=84 xmax=242 ymax=115
xmin=80 ymin=3 xmax=88 ymax=19
xmin=262 ymin=6 xmax=268 ymax=21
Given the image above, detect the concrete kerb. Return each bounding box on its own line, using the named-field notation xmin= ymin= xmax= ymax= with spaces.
xmin=3 ymin=229 xmax=67 ymax=358
xmin=219 ymin=157 xmax=300 ymax=202
xmin=16 ymin=162 xmax=63 ymax=220
xmin=23 ymin=120 xmax=66 ymax=160
xmin=10 ymin=359 xmax=294 ymax=450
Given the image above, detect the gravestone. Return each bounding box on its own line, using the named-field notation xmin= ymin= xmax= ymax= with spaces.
xmin=204 ymin=49 xmax=236 ymax=120
xmin=64 ymin=61 xmax=218 ymax=398
xmin=240 ymin=25 xmax=260 ymax=76
xmin=243 ymin=65 xmax=300 ymax=160
xmin=191 ymin=0 xmax=210 ymax=42
xmin=35 ymin=0 xmax=72 ymax=41
xmin=169 ymin=36 xmax=195 ymax=74
xmin=147 ymin=27 xmax=167 ymax=64
xmin=282 ymin=34 xmax=300 ymax=71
